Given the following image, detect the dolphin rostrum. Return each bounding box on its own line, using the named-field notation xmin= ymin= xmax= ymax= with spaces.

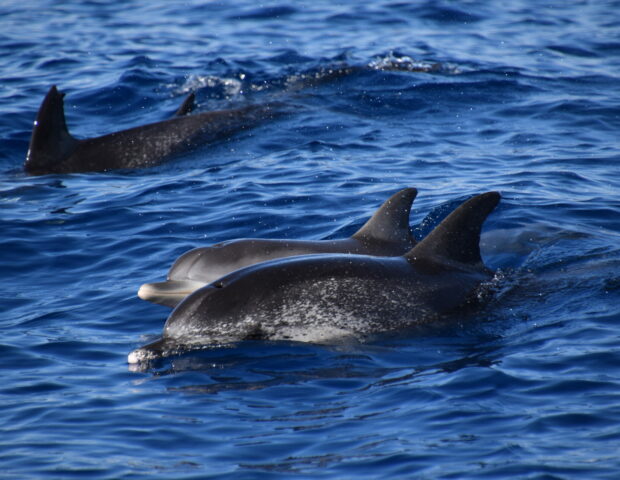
xmin=138 ymin=187 xmax=418 ymax=308
xmin=24 ymin=86 xmax=278 ymax=175
xmin=128 ymin=191 xmax=500 ymax=363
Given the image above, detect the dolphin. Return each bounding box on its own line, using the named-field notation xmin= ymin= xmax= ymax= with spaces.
xmin=24 ymin=86 xmax=278 ymax=175
xmin=138 ymin=187 xmax=419 ymax=308
xmin=173 ymin=92 xmax=197 ymax=116
xmin=128 ymin=191 xmax=500 ymax=363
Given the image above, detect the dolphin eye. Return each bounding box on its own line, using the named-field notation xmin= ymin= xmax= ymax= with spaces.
xmin=213 ymin=281 xmax=224 ymax=288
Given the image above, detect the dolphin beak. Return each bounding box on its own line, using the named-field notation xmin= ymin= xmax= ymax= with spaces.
xmin=137 ymin=280 xmax=206 ymax=308
xmin=128 ymin=337 xmax=196 ymax=364
xmin=128 ymin=337 xmax=170 ymax=364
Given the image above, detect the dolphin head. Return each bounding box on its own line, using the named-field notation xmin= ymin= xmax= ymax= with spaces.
xmin=137 ymin=245 xmax=238 ymax=307
xmin=160 ymin=262 xmax=280 ymax=345
xmin=128 ymin=274 xmax=266 ymax=364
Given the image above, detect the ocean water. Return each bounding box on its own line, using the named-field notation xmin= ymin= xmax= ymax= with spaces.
xmin=1 ymin=0 xmax=620 ymax=478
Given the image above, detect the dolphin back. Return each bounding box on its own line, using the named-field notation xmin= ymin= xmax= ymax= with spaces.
xmin=24 ymin=86 xmax=280 ymax=175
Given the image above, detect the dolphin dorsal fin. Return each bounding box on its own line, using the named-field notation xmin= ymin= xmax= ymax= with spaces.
xmin=174 ymin=92 xmax=196 ymax=116
xmin=25 ymin=85 xmax=78 ymax=174
xmin=352 ymin=187 xmax=417 ymax=245
xmin=406 ymin=192 xmax=500 ymax=267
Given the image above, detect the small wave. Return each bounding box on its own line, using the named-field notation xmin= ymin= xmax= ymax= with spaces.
xmin=173 ymin=74 xmax=245 ymax=98
xmin=368 ymin=51 xmax=456 ymax=74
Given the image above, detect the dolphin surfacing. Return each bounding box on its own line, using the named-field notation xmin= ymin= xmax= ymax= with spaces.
xmin=24 ymin=86 xmax=278 ymax=175
xmin=138 ymin=188 xmax=418 ymax=307
xmin=128 ymin=191 xmax=501 ymax=364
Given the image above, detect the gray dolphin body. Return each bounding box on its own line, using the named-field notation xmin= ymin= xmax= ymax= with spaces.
xmin=128 ymin=192 xmax=500 ymax=364
xmin=138 ymin=188 xmax=418 ymax=308
xmin=24 ymin=86 xmax=278 ymax=175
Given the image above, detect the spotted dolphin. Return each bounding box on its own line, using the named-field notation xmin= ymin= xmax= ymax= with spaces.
xmin=24 ymin=86 xmax=278 ymax=175
xmin=128 ymin=191 xmax=500 ymax=363
xmin=138 ymin=187 xmax=418 ymax=308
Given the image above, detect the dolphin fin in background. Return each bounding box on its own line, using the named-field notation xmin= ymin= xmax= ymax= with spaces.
xmin=24 ymin=85 xmax=279 ymax=175
xmin=25 ymin=85 xmax=79 ymax=175
xmin=25 ymin=87 xmax=197 ymax=174
xmin=405 ymin=191 xmax=501 ymax=270
xmin=174 ymin=92 xmax=196 ymax=116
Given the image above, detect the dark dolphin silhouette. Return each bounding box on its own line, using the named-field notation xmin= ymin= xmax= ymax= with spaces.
xmin=24 ymin=86 xmax=278 ymax=175
xmin=138 ymin=188 xmax=418 ymax=307
xmin=128 ymin=191 xmax=500 ymax=363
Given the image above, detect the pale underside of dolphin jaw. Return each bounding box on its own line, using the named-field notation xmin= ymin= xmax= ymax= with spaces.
xmin=127 ymin=347 xmax=155 ymax=364
xmin=127 ymin=337 xmax=197 ymax=364
xmin=127 ymin=306 xmax=368 ymax=364
xmin=137 ymin=279 xmax=206 ymax=308
xmin=127 ymin=336 xmax=239 ymax=364
xmin=127 ymin=328 xmax=359 ymax=364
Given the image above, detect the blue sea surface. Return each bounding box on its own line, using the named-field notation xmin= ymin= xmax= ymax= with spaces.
xmin=1 ymin=0 xmax=620 ymax=478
